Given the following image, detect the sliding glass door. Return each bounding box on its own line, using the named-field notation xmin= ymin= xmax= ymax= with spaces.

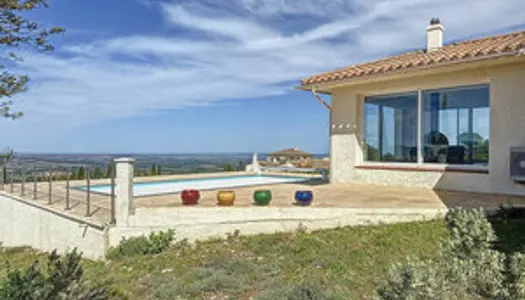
xmin=363 ymin=84 xmax=489 ymax=166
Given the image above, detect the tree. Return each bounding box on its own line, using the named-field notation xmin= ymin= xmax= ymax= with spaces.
xmin=236 ymin=161 xmax=246 ymax=171
xmin=0 ymin=147 xmax=14 ymax=183
xmin=366 ymin=144 xmax=380 ymax=161
xmin=458 ymin=132 xmax=488 ymax=164
xmin=157 ymin=165 xmax=162 ymax=176
xmin=150 ymin=164 xmax=157 ymax=176
xmin=425 ymin=130 xmax=449 ymax=145
xmin=224 ymin=163 xmax=235 ymax=172
xmin=1 ymin=0 xmax=64 ymax=119
xmin=76 ymin=166 xmax=85 ymax=180
xmin=458 ymin=132 xmax=484 ymax=146
xmin=104 ymin=164 xmax=112 ymax=178
xmin=92 ymin=167 xmax=103 ymax=179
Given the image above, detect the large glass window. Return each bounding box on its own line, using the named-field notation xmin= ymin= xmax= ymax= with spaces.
xmin=362 ymin=84 xmax=489 ymax=166
xmin=364 ymin=93 xmax=418 ymax=162
xmin=422 ymin=84 xmax=489 ymax=165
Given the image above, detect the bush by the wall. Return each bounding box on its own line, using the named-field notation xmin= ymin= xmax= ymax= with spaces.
xmin=375 ymin=207 xmax=525 ymax=300
xmin=0 ymin=249 xmax=121 ymax=300
xmin=106 ymin=229 xmax=175 ymax=260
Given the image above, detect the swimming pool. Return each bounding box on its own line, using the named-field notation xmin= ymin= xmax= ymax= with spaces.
xmin=77 ymin=174 xmax=318 ymax=197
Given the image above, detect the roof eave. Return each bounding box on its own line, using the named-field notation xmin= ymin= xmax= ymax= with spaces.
xmin=299 ymin=51 xmax=524 ymax=91
xmin=294 ymin=85 xmax=332 ymax=95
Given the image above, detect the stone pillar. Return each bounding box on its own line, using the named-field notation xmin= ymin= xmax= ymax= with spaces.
xmin=114 ymin=157 xmax=135 ymax=226
xmin=329 ymin=89 xmax=361 ymax=183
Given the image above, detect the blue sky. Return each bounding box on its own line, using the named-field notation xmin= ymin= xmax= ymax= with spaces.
xmin=0 ymin=0 xmax=524 ymax=154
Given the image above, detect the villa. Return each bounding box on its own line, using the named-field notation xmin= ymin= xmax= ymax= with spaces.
xmin=266 ymin=148 xmax=313 ymax=166
xmin=299 ymin=18 xmax=525 ymax=196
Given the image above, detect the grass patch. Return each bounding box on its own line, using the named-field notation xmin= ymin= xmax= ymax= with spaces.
xmin=0 ymin=221 xmax=452 ymax=299
xmin=2 ymin=208 xmax=525 ymax=299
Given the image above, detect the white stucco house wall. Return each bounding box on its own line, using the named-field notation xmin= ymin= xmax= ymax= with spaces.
xmin=299 ymin=18 xmax=525 ymax=196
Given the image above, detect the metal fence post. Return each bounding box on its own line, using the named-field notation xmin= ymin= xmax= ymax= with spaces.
xmin=9 ymin=170 xmax=13 ymax=193
xmin=85 ymin=169 xmax=91 ymax=217
xmin=48 ymin=170 xmax=53 ymax=205
xmin=110 ymin=160 xmax=116 ymax=224
xmin=65 ymin=171 xmax=70 ymax=210
xmin=0 ymin=166 xmax=4 ymax=191
xmin=20 ymin=168 xmax=25 ymax=197
xmin=33 ymin=168 xmax=38 ymax=200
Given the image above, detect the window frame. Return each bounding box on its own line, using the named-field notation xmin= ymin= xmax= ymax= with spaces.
xmin=359 ymin=83 xmax=490 ymax=172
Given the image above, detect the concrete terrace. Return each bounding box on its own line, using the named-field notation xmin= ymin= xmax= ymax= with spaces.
xmin=2 ymin=171 xmax=525 ymax=226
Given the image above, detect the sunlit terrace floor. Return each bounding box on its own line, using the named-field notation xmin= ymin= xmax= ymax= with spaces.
xmin=2 ymin=171 xmax=525 ymax=225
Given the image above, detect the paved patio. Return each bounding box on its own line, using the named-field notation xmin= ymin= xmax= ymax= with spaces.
xmin=136 ymin=180 xmax=525 ymax=212
xmin=3 ymin=171 xmax=525 ymax=225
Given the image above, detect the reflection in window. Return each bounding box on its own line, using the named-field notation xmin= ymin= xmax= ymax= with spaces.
xmin=364 ymin=93 xmax=418 ymax=162
xmin=422 ymin=84 xmax=489 ymax=165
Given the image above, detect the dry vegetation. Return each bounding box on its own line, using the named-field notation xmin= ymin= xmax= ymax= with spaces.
xmin=1 ymin=207 xmax=525 ymax=299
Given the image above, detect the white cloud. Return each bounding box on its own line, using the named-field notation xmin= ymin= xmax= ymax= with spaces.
xmin=237 ymin=0 xmax=361 ymax=17
xmin=1 ymin=0 xmax=524 ymax=144
xmin=161 ymin=4 xmax=277 ymax=41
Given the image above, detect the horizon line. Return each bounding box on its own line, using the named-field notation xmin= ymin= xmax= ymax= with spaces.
xmin=13 ymin=152 xmax=330 ymax=156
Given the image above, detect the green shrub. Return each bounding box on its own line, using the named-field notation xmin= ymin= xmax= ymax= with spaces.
xmin=443 ymin=207 xmax=496 ymax=260
xmin=285 ymin=281 xmax=331 ymax=300
xmin=253 ymin=280 xmax=332 ymax=300
xmin=374 ymin=258 xmax=452 ymax=300
xmin=507 ymin=253 xmax=525 ymax=298
xmin=0 ymin=249 xmax=120 ymax=300
xmin=374 ymin=207 xmax=525 ymax=300
xmin=107 ymin=229 xmax=174 ymax=260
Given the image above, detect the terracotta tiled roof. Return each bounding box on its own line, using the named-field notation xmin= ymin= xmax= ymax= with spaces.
xmin=267 ymin=148 xmax=313 ymax=156
xmin=301 ymin=30 xmax=525 ymax=87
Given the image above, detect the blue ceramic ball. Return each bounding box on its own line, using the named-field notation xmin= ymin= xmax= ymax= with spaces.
xmin=295 ymin=190 xmax=313 ymax=205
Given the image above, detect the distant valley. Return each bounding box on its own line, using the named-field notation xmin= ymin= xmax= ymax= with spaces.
xmin=4 ymin=153 xmax=328 ymax=176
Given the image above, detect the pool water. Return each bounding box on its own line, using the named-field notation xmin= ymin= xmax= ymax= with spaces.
xmin=78 ymin=174 xmax=318 ymax=197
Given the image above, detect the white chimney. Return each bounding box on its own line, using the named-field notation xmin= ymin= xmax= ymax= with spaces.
xmin=426 ymin=17 xmax=444 ymax=52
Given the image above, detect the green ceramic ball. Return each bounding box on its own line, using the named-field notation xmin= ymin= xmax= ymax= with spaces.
xmin=253 ymin=190 xmax=272 ymax=206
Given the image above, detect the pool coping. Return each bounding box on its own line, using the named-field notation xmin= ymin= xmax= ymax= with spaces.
xmin=72 ymin=173 xmax=325 ymax=198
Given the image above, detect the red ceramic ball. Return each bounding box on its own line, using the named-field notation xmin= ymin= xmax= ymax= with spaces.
xmin=181 ymin=189 xmax=200 ymax=205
